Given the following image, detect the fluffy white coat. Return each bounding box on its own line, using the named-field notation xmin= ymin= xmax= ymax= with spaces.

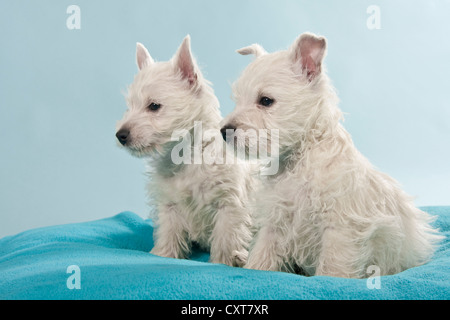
xmin=117 ymin=36 xmax=254 ymax=267
xmin=223 ymin=32 xmax=443 ymax=277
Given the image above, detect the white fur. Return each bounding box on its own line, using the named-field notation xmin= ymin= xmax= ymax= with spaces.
xmin=223 ymin=32 xmax=443 ymax=277
xmin=117 ymin=35 xmax=254 ymax=267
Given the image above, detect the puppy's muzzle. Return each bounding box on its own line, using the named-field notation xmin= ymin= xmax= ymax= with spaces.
xmin=116 ymin=128 xmax=130 ymax=146
xmin=220 ymin=125 xmax=236 ymax=142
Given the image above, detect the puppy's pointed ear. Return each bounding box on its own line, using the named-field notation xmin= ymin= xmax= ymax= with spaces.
xmin=136 ymin=42 xmax=154 ymax=70
xmin=290 ymin=33 xmax=326 ymax=81
xmin=173 ymin=35 xmax=198 ymax=86
xmin=236 ymin=44 xmax=267 ymax=58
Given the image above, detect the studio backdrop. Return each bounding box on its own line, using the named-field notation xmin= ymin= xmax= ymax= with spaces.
xmin=1 ymin=0 xmax=449 ymax=238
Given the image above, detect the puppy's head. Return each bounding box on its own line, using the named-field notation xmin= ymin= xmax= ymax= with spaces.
xmin=222 ymin=32 xmax=335 ymax=156
xmin=116 ymin=35 xmax=216 ymax=158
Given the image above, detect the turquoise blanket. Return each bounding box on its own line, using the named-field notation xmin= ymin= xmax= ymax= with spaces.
xmin=0 ymin=207 xmax=449 ymax=299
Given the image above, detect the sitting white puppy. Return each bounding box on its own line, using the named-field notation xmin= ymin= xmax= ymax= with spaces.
xmin=221 ymin=32 xmax=443 ymax=277
xmin=116 ymin=36 xmax=253 ymax=267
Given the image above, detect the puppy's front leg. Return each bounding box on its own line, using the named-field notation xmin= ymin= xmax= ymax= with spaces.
xmin=209 ymin=206 xmax=252 ymax=267
xmin=150 ymin=204 xmax=190 ymax=259
xmin=315 ymin=227 xmax=361 ymax=278
xmin=245 ymin=225 xmax=284 ymax=272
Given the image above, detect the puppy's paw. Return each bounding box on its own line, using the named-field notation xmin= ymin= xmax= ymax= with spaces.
xmin=232 ymin=249 xmax=248 ymax=267
xmin=210 ymin=249 xmax=248 ymax=267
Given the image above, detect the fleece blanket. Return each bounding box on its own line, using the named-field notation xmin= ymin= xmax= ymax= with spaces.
xmin=0 ymin=207 xmax=449 ymax=300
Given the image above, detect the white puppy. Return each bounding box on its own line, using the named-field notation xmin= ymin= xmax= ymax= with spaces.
xmin=116 ymin=35 xmax=253 ymax=267
xmin=222 ymin=32 xmax=443 ymax=277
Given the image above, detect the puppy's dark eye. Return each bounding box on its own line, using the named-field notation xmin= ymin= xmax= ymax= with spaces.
xmin=259 ymin=96 xmax=274 ymax=107
xmin=148 ymin=103 xmax=161 ymax=111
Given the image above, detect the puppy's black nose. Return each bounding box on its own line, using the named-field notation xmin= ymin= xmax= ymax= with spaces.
xmin=116 ymin=128 xmax=130 ymax=145
xmin=220 ymin=125 xmax=236 ymax=142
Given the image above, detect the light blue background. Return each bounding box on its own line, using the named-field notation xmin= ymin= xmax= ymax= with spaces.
xmin=1 ymin=0 xmax=449 ymax=238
